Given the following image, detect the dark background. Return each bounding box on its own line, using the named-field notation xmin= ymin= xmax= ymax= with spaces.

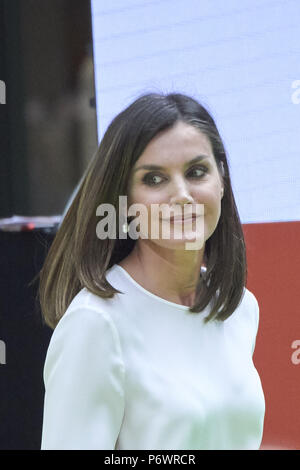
xmin=0 ymin=230 xmax=55 ymax=450
xmin=0 ymin=0 xmax=96 ymax=449
xmin=0 ymin=0 xmax=97 ymax=219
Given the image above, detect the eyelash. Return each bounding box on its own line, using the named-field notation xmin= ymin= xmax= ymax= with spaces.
xmin=142 ymin=166 xmax=208 ymax=187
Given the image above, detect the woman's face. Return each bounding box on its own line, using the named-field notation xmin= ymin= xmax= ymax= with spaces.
xmin=126 ymin=121 xmax=224 ymax=250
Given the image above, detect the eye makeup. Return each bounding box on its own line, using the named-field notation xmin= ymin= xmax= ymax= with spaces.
xmin=141 ymin=164 xmax=209 ymax=187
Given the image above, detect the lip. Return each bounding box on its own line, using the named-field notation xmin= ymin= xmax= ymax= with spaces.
xmin=162 ymin=215 xmax=200 ymax=223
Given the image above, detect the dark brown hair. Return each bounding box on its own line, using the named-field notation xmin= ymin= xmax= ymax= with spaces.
xmin=38 ymin=92 xmax=247 ymax=329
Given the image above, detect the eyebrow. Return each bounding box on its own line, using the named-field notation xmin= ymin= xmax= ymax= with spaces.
xmin=133 ymin=154 xmax=211 ymax=173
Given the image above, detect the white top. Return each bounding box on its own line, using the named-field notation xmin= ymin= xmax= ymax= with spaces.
xmin=41 ymin=264 xmax=265 ymax=450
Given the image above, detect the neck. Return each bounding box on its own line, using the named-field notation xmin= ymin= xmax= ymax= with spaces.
xmin=120 ymin=240 xmax=205 ymax=306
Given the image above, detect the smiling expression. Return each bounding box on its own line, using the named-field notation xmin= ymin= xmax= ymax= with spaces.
xmin=126 ymin=121 xmax=224 ymax=250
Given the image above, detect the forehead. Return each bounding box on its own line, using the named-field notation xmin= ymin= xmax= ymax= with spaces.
xmin=135 ymin=121 xmax=214 ymax=166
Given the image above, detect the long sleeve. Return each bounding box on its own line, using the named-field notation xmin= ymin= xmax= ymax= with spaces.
xmin=41 ymin=307 xmax=125 ymax=450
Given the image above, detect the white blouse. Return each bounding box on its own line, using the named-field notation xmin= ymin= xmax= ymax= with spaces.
xmin=41 ymin=264 xmax=265 ymax=450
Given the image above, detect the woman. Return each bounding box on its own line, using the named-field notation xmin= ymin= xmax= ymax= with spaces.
xmin=39 ymin=92 xmax=265 ymax=450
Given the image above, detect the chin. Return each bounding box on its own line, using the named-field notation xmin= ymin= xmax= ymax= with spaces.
xmin=147 ymin=231 xmax=206 ymax=251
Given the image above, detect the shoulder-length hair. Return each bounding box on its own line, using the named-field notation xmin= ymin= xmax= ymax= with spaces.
xmin=38 ymin=92 xmax=247 ymax=329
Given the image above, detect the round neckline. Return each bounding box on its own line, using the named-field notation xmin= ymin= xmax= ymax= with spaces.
xmin=114 ymin=264 xmax=191 ymax=311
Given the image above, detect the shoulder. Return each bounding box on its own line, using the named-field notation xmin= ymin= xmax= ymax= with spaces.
xmin=223 ymin=288 xmax=260 ymax=356
xmin=55 ymin=288 xmax=117 ymax=336
xmin=239 ymin=287 xmax=260 ymax=338
xmin=243 ymin=288 xmax=259 ymax=320
xmin=45 ymin=288 xmax=124 ymax=377
xmin=226 ymin=287 xmax=260 ymax=330
xmin=243 ymin=287 xmax=259 ymax=310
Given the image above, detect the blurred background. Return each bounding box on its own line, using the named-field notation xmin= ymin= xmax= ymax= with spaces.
xmin=0 ymin=0 xmax=97 ymax=219
xmin=0 ymin=0 xmax=97 ymax=450
xmin=0 ymin=0 xmax=299 ymax=451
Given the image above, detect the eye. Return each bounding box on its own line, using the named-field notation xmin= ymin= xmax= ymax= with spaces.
xmin=141 ymin=165 xmax=208 ymax=187
xmin=142 ymin=173 xmax=166 ymax=186
xmin=186 ymin=165 xmax=208 ymax=179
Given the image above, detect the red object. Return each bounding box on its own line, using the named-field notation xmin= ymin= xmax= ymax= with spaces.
xmin=243 ymin=221 xmax=300 ymax=450
xmin=22 ymin=223 xmax=35 ymax=231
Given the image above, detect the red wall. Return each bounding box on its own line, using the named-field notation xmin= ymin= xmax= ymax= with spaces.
xmin=243 ymin=221 xmax=300 ymax=450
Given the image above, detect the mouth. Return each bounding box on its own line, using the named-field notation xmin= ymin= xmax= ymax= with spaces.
xmin=162 ymin=214 xmax=200 ymax=223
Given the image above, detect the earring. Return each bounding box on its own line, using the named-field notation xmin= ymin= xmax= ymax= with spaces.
xmin=200 ymin=265 xmax=207 ymax=280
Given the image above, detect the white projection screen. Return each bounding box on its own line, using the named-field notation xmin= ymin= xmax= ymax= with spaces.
xmin=91 ymin=0 xmax=300 ymax=224
xmin=89 ymin=1 xmax=300 ymax=449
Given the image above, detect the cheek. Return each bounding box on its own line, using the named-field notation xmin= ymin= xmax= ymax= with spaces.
xmin=193 ymin=185 xmax=221 ymax=212
xmin=203 ymin=194 xmax=222 ymax=232
xmin=129 ymin=186 xmax=165 ymax=208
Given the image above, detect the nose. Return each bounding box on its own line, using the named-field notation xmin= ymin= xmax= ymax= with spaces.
xmin=169 ymin=176 xmax=194 ymax=207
